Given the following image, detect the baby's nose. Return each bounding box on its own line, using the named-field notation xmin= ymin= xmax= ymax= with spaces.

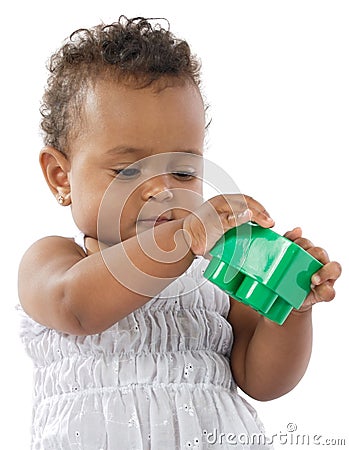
xmin=141 ymin=175 xmax=174 ymax=202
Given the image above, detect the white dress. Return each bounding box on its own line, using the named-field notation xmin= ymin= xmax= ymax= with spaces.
xmin=17 ymin=234 xmax=272 ymax=449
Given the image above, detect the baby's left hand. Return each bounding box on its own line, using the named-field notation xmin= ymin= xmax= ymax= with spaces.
xmin=284 ymin=227 xmax=342 ymax=311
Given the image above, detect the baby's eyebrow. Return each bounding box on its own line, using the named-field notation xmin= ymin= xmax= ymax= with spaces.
xmin=104 ymin=146 xmax=202 ymax=156
xmin=105 ymin=146 xmax=143 ymax=156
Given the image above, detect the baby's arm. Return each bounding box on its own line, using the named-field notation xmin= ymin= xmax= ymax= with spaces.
xmin=19 ymin=194 xmax=272 ymax=336
xmin=18 ymin=219 xmax=193 ymax=335
xmin=228 ymin=228 xmax=341 ymax=401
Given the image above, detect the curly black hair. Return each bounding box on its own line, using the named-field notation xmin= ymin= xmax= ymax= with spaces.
xmin=40 ymin=16 xmax=202 ymax=154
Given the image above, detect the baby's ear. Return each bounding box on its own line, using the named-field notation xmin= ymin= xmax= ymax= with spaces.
xmin=39 ymin=146 xmax=72 ymax=206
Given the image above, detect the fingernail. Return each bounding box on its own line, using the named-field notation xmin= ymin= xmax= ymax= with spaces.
xmin=312 ymin=275 xmax=321 ymax=285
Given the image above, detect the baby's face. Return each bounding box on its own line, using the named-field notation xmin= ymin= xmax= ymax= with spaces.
xmin=68 ymin=78 xmax=206 ymax=245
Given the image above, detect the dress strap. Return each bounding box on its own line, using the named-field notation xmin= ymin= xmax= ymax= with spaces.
xmin=74 ymin=230 xmax=88 ymax=255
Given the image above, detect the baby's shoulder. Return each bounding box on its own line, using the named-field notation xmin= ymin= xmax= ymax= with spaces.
xmin=18 ymin=235 xmax=87 ymax=335
xmin=20 ymin=235 xmax=86 ymax=268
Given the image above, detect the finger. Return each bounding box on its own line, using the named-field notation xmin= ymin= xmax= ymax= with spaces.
xmin=240 ymin=196 xmax=274 ymax=228
xmin=243 ymin=195 xmax=274 ymax=219
xmin=218 ymin=194 xmax=274 ymax=228
xmin=293 ymin=237 xmax=315 ymax=251
xmin=249 ymin=207 xmax=275 ymax=228
xmin=306 ymin=246 xmax=330 ymax=265
xmin=311 ymin=261 xmax=342 ymax=286
xmin=210 ymin=194 xmax=248 ymax=218
xmin=284 ymin=227 xmax=302 ymax=241
xmin=311 ymin=281 xmax=336 ymax=302
xmin=225 ymin=208 xmax=253 ymax=229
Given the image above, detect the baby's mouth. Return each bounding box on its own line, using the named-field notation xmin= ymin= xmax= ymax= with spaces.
xmin=137 ymin=214 xmax=173 ymax=227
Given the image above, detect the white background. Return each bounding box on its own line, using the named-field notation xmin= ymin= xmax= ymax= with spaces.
xmin=2 ymin=1 xmax=348 ymax=448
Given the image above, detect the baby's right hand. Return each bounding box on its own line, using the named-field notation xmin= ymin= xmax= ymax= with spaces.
xmin=182 ymin=194 xmax=274 ymax=256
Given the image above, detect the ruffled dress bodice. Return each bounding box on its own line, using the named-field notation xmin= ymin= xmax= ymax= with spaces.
xmin=18 ymin=256 xmax=270 ymax=449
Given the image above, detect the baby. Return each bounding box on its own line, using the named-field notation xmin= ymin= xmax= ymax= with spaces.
xmin=18 ymin=16 xmax=341 ymax=449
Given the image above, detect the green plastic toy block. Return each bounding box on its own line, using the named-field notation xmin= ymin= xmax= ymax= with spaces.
xmin=203 ymin=222 xmax=323 ymax=324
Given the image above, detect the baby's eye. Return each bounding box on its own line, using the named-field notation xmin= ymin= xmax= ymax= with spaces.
xmin=171 ymin=171 xmax=196 ymax=181
xmin=113 ymin=167 xmax=141 ymax=179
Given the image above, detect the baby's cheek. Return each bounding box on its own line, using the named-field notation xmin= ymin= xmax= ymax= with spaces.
xmin=97 ymin=187 xmax=123 ymax=245
xmin=173 ymin=188 xmax=204 ymax=217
